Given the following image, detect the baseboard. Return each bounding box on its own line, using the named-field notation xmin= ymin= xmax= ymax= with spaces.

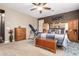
xmin=4 ymin=40 xmax=10 ymax=43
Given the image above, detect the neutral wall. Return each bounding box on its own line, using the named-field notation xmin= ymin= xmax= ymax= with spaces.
xmin=0 ymin=5 xmax=37 ymax=42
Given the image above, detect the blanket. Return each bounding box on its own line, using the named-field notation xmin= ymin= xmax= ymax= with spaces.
xmin=38 ymin=33 xmax=70 ymax=48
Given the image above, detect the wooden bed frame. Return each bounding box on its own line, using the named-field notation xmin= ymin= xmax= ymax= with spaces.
xmin=35 ymin=38 xmax=57 ymax=53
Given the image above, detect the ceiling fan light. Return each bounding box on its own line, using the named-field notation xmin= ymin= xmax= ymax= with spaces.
xmin=37 ymin=7 xmax=43 ymax=11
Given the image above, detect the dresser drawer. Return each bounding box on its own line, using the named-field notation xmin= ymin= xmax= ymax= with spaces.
xmin=15 ymin=27 xmax=26 ymax=41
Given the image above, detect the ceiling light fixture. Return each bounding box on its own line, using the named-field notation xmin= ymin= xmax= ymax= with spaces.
xmin=30 ymin=3 xmax=53 ymax=14
xmin=37 ymin=6 xmax=43 ymax=11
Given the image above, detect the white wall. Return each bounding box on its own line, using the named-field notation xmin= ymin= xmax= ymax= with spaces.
xmin=0 ymin=5 xmax=37 ymax=41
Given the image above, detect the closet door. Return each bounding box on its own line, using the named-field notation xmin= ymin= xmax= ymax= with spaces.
xmin=68 ymin=20 xmax=78 ymax=42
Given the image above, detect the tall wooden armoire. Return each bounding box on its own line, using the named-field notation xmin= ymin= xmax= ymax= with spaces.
xmin=68 ymin=20 xmax=78 ymax=42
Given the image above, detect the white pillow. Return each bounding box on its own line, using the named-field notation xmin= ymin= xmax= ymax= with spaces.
xmin=41 ymin=33 xmax=47 ymax=39
xmin=55 ymin=34 xmax=64 ymax=40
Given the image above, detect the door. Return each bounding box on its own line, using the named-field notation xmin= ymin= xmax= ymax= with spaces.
xmin=38 ymin=20 xmax=44 ymax=32
xmin=43 ymin=23 xmax=49 ymax=33
xmin=0 ymin=13 xmax=5 ymax=43
xmin=68 ymin=20 xmax=78 ymax=42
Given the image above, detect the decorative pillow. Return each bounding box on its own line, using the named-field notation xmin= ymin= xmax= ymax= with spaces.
xmin=55 ymin=34 xmax=64 ymax=40
xmin=46 ymin=33 xmax=55 ymax=39
xmin=41 ymin=33 xmax=47 ymax=39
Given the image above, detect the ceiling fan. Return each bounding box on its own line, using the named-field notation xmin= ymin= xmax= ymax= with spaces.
xmin=30 ymin=3 xmax=53 ymax=14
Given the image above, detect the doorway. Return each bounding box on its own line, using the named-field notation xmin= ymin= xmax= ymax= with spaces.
xmin=0 ymin=9 xmax=5 ymax=43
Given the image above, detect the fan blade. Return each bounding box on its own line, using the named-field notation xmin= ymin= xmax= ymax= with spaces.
xmin=30 ymin=8 xmax=37 ymax=11
xmin=43 ymin=3 xmax=47 ymax=6
xmin=39 ymin=10 xmax=42 ymax=13
xmin=32 ymin=3 xmax=41 ymax=6
xmin=37 ymin=3 xmax=41 ymax=6
xmin=32 ymin=3 xmax=37 ymax=5
xmin=43 ymin=7 xmax=51 ymax=10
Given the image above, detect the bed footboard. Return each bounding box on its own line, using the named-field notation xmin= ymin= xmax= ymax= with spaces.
xmin=35 ymin=38 xmax=57 ymax=53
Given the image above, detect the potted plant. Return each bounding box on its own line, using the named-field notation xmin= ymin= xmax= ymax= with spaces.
xmin=9 ymin=29 xmax=13 ymax=42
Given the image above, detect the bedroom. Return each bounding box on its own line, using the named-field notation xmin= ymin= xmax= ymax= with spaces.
xmin=0 ymin=3 xmax=79 ymax=56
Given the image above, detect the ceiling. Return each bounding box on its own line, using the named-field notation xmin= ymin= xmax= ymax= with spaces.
xmin=0 ymin=3 xmax=79 ymax=18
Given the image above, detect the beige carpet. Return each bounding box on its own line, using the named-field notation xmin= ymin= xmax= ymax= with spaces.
xmin=0 ymin=40 xmax=64 ymax=56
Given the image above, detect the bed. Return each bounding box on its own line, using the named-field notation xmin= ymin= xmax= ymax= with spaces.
xmin=37 ymin=32 xmax=70 ymax=48
xmin=0 ymin=40 xmax=53 ymax=56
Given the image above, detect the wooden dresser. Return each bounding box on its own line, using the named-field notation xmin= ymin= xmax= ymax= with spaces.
xmin=15 ymin=27 xmax=26 ymax=41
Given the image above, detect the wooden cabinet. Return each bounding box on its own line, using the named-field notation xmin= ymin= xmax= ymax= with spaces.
xmin=68 ymin=20 xmax=78 ymax=42
xmin=15 ymin=27 xmax=26 ymax=41
xmin=68 ymin=20 xmax=78 ymax=30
